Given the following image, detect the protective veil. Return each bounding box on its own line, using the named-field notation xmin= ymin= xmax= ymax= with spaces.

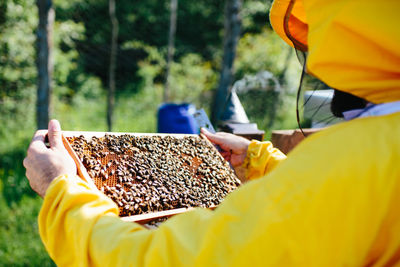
xmin=270 ymin=0 xmax=400 ymax=103
xmin=39 ymin=0 xmax=400 ymax=266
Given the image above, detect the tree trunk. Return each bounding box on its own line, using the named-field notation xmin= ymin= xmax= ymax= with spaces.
xmin=0 ymin=1 xmax=6 ymax=26
xmin=164 ymin=0 xmax=178 ymax=103
xmin=36 ymin=0 xmax=54 ymax=129
xmin=107 ymin=0 xmax=119 ymax=131
xmin=211 ymin=0 xmax=242 ymax=125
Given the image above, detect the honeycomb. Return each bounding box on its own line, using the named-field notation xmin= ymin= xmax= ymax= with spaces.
xmin=66 ymin=134 xmax=241 ymax=217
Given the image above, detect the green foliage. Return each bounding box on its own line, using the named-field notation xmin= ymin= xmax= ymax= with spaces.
xmin=236 ymin=29 xmax=292 ymax=80
xmin=113 ymin=89 xmax=160 ymax=133
xmin=234 ymin=29 xmax=301 ymax=137
xmin=53 ymin=87 xmax=107 ymax=131
xmin=52 ymin=39 xmax=219 ymax=133
xmin=0 ymin=144 xmax=35 ymax=205
xmin=169 ymin=53 xmax=217 ymax=107
xmin=0 ymin=194 xmax=55 ymax=266
xmin=53 ymin=20 xmax=86 ymax=99
xmin=241 ymin=0 xmax=272 ymax=33
xmin=0 ymin=0 xmax=37 ymax=151
xmin=54 ymin=0 xmax=225 ymax=94
xmin=113 ymin=45 xmax=218 ymax=132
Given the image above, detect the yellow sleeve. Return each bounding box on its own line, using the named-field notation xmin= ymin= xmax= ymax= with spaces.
xmin=243 ymin=140 xmax=287 ymax=181
xmin=39 ymin=116 xmax=400 ymax=266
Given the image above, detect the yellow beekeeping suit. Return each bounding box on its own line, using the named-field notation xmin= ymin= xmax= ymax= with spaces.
xmin=38 ymin=0 xmax=400 ymax=266
xmin=244 ymin=140 xmax=287 ymax=180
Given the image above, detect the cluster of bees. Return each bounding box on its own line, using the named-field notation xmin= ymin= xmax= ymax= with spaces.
xmin=67 ymin=134 xmax=241 ymax=217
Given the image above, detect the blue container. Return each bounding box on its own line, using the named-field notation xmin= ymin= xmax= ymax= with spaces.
xmin=157 ymin=103 xmax=198 ymax=134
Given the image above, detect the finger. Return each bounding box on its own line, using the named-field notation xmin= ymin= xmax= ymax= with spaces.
xmin=217 ymin=150 xmax=230 ymax=161
xmin=200 ymin=128 xmax=216 ymax=144
xmin=201 ymin=128 xmax=226 ymax=145
xmin=23 ymin=157 xmax=29 ymax=168
xmin=200 ymin=127 xmax=210 ymax=134
xmin=48 ymin=119 xmax=64 ymax=150
xmin=223 ymin=154 xmax=231 ymax=162
xmin=31 ymin=130 xmax=47 ymax=143
xmin=28 ymin=130 xmax=48 ymax=154
xmin=220 ymin=151 xmax=230 ymax=157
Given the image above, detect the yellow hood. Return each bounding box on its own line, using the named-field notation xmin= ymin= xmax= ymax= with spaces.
xmin=270 ymin=0 xmax=400 ymax=104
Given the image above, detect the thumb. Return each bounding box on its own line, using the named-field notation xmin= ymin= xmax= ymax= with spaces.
xmin=48 ymin=119 xmax=64 ymax=150
xmin=201 ymin=128 xmax=225 ymax=145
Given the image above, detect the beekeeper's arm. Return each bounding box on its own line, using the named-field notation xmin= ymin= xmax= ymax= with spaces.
xmin=201 ymin=128 xmax=286 ymax=181
xmin=27 ymin=120 xmax=396 ymax=266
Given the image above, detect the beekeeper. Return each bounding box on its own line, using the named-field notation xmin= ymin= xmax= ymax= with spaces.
xmin=23 ymin=0 xmax=400 ymax=266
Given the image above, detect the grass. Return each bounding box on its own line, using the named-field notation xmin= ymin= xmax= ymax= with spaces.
xmin=0 ymin=146 xmax=56 ymax=266
xmin=0 ymin=193 xmax=55 ymax=266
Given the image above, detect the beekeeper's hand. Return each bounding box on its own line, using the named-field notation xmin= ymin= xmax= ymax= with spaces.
xmin=201 ymin=128 xmax=250 ymax=168
xmin=23 ymin=119 xmax=76 ymax=198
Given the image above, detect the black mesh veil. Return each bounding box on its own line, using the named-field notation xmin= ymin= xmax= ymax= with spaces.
xmin=284 ymin=0 xmax=338 ymax=136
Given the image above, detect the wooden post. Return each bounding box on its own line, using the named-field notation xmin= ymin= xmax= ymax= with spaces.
xmin=107 ymin=0 xmax=119 ymax=131
xmin=36 ymin=0 xmax=54 ymax=129
xmin=164 ymin=0 xmax=178 ymax=103
xmin=211 ymin=0 xmax=242 ymax=125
